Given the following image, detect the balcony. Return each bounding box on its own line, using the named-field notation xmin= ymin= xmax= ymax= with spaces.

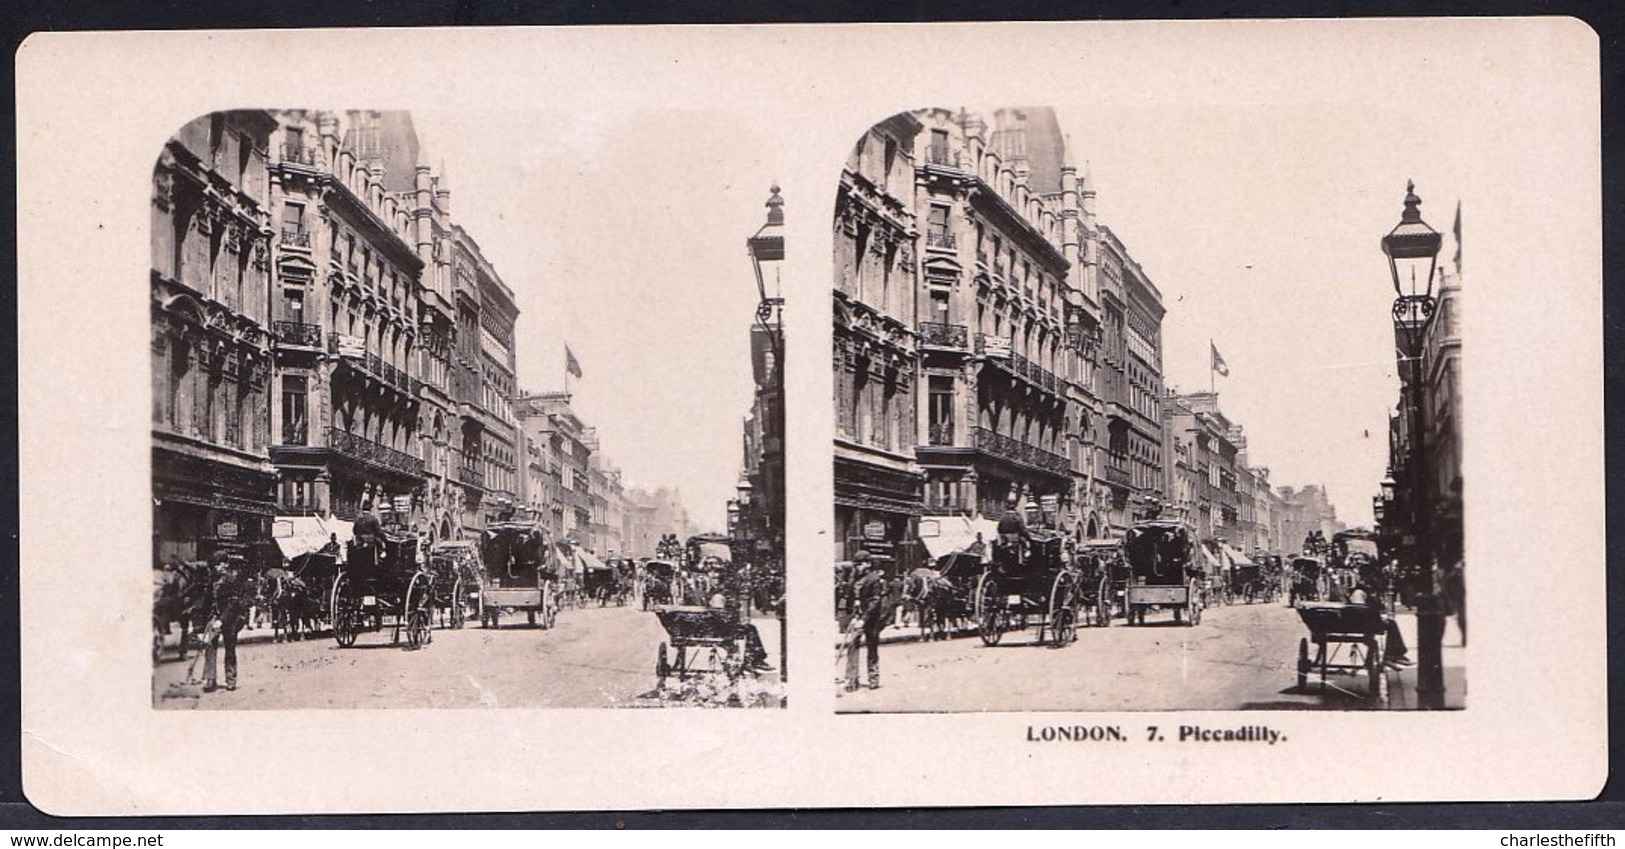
xmin=926 ymin=144 xmax=959 ymax=168
xmin=917 ymin=321 xmax=968 ymax=350
xmin=280 ymin=144 xmax=321 ymax=167
xmin=1105 ymin=464 xmax=1133 ymax=487
xmin=329 ymin=335 xmax=422 ymax=397
xmin=927 ymin=421 xmax=955 ymax=447
xmin=925 ymin=231 xmax=957 ymax=250
xmin=972 ymin=426 xmax=1069 ymax=475
xmin=280 ymin=229 xmax=313 ymax=249
xmin=271 ymin=320 xmax=322 ymax=348
xmin=458 ymin=465 xmax=485 ymax=489
xmin=326 ymin=425 xmax=424 ymax=476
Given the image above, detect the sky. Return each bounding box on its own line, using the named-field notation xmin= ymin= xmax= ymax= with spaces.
xmin=412 ymin=109 xmax=781 ymax=533
xmin=1031 ymin=100 xmax=1475 ymax=527
xmin=412 ymin=100 xmax=1469 ymax=533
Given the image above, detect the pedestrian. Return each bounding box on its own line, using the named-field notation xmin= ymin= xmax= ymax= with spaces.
xmin=202 ymin=553 xmax=254 ymax=693
xmin=1349 ymin=582 xmax=1413 ymax=669
xmin=846 ymin=552 xmax=888 ymax=691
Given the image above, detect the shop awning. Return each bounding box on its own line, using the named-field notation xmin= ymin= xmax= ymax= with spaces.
xmin=270 ymin=516 xmax=351 ymax=561
xmin=271 ymin=516 xmax=329 ymax=560
xmin=576 ymin=548 xmax=609 ymax=572
xmin=917 ymin=515 xmax=999 ymax=560
xmin=1222 ymin=544 xmax=1255 ymax=568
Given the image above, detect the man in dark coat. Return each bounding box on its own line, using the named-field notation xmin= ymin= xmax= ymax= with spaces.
xmin=202 ymin=554 xmax=255 ymax=692
xmin=852 ymin=553 xmax=890 ymax=690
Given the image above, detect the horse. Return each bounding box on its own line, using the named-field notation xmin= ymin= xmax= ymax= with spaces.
xmin=901 ymin=571 xmax=962 ymax=641
xmin=152 ymin=560 xmax=211 ymax=662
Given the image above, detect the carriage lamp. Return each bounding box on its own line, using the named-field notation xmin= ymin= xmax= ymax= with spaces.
xmin=1382 ymin=181 xmax=1445 ymax=709
xmin=1379 ymin=473 xmax=1397 ymax=505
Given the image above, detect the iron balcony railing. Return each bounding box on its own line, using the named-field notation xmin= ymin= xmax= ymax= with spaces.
xmin=917 ymin=321 xmax=968 ymax=349
xmin=326 ymin=426 xmax=424 ymax=476
xmin=272 ymin=320 xmax=322 ymax=348
xmin=458 ymin=465 xmax=485 ymax=488
xmin=926 ymin=144 xmax=959 ymax=167
xmin=975 ymin=335 xmax=1060 ymax=393
xmin=329 ymin=335 xmax=422 ymax=396
xmin=280 ymin=229 xmax=312 ymax=248
xmin=927 ymin=421 xmax=956 ymax=446
xmin=1105 ymin=464 xmax=1133 ymax=486
xmin=926 ymin=231 xmax=957 ymax=250
xmin=280 ymin=144 xmax=321 ymax=167
xmin=972 ymin=426 xmax=1069 ymax=475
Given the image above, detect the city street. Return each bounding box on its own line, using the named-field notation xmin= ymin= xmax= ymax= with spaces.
xmin=155 ymin=603 xmax=783 ymax=710
xmin=835 ymin=599 xmax=1465 ymax=713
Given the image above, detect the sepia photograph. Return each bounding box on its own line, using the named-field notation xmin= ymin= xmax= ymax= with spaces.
xmin=147 ymin=108 xmax=786 ymax=710
xmin=831 ymin=105 xmax=1466 ymax=713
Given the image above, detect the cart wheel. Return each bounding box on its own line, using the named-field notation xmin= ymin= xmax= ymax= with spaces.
xmin=407 ymin=610 xmax=429 ymax=649
xmin=976 ymin=574 xmax=1002 ymax=647
xmin=331 ymin=574 xmax=358 ymax=648
xmin=1365 ymin=639 xmax=1383 ymax=699
xmin=1187 ymin=580 xmax=1203 ymax=627
xmin=450 ymin=579 xmax=465 ymax=629
xmin=656 ymin=642 xmax=670 ymax=685
xmin=1297 ymin=637 xmax=1310 ymax=691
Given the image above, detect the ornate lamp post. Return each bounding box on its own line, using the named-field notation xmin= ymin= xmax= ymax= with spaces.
xmin=746 ymin=185 xmax=786 ymax=684
xmin=1382 ymin=181 xmax=1445 ymax=708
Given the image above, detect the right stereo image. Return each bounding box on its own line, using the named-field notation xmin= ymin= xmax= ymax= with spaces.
xmin=831 ymin=106 xmax=1465 ymax=714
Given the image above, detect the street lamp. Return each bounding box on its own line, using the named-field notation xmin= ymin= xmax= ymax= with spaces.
xmin=746 ymin=185 xmax=786 ymax=687
xmin=1382 ymin=181 xmax=1445 ymax=709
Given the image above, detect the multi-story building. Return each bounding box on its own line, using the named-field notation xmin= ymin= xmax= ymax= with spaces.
xmin=1422 ymin=234 xmax=1463 ymax=570
xmin=1094 ymin=225 xmax=1168 ymax=534
xmin=1164 ymin=392 xmax=1247 ymax=545
xmin=833 ymin=112 xmax=924 ymax=562
xmin=151 ymin=110 xmax=280 ymax=563
xmin=449 ymin=225 xmax=521 ymax=533
xmin=515 ymin=391 xmax=594 ymax=545
xmin=625 ymin=486 xmax=693 ymax=556
xmin=910 ymin=107 xmax=1076 ymax=539
xmin=265 ymin=110 xmax=428 ymax=527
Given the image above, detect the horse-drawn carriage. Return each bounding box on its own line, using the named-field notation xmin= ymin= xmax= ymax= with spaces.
xmin=583 ymin=557 xmax=632 ymax=607
xmin=642 ymin=560 xmax=680 ymax=610
xmin=1123 ymin=520 xmax=1204 ymax=626
xmin=477 ymin=523 xmax=558 ymax=629
xmin=898 ymin=548 xmax=981 ymax=640
xmin=1226 ymin=553 xmax=1273 ymax=604
xmin=1328 ymin=529 xmax=1383 ymax=601
xmin=331 ymin=532 xmax=433 ymax=649
xmin=973 ymin=529 xmax=1084 ymax=647
xmin=651 ymin=536 xmax=772 ymax=690
xmin=1079 ymin=538 xmax=1128 ymax=626
xmin=1294 ymin=601 xmax=1388 ymax=699
xmin=266 ymin=546 xmax=339 ymax=641
xmin=1288 ymin=554 xmax=1328 ymax=605
xmin=428 ymin=540 xmax=482 ymax=629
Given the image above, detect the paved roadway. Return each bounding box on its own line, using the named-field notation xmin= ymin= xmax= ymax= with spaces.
xmin=835 ymin=598 xmax=1453 ymax=713
xmin=155 ymin=602 xmax=784 ymax=710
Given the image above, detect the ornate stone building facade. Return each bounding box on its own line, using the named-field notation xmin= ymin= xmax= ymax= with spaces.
xmin=151 ymin=110 xmax=280 ymax=563
xmin=833 ymin=112 xmax=924 ymax=563
xmin=262 ymin=110 xmax=429 ymax=528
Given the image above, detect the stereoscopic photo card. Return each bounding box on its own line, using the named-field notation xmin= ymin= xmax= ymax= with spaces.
xmin=15 ymin=19 xmax=1605 ymax=814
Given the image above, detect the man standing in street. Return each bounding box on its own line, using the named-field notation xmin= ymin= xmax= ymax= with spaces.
xmin=851 ymin=551 xmax=889 ymax=691
xmin=202 ymin=553 xmax=254 ymax=693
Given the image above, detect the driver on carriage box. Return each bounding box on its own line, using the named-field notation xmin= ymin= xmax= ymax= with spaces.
xmin=353 ymin=499 xmax=384 ymax=548
xmin=996 ymin=493 xmax=1033 ymax=564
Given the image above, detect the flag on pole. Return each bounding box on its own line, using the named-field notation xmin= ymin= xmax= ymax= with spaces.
xmin=1211 ymin=342 xmax=1230 ymax=377
xmin=1452 ymin=200 xmax=1462 ymax=273
xmin=565 ymin=344 xmax=583 ymax=379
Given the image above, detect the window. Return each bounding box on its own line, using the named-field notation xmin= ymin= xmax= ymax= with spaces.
xmin=281 ymin=203 xmax=306 ymax=242
xmin=282 ymin=287 xmax=305 ymax=325
xmin=281 ymin=375 xmax=308 ymax=445
xmin=929 ymin=376 xmax=955 ymax=445
xmin=927 ymin=205 xmax=950 ymax=248
xmin=930 ymin=290 xmax=950 ymax=323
